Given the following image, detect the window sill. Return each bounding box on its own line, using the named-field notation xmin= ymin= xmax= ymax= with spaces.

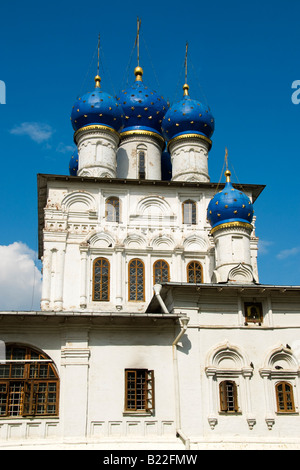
xmin=123 ymin=411 xmax=153 ymax=417
xmin=0 ymin=415 xmax=59 ymax=420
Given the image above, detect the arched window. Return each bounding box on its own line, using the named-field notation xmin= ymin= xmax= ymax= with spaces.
xmin=0 ymin=344 xmax=59 ymax=417
xmin=93 ymin=257 xmax=110 ymax=301
xmin=105 ymin=197 xmax=120 ymax=222
xmin=182 ymin=200 xmax=196 ymax=224
xmin=219 ymin=380 xmax=238 ymax=412
xmin=187 ymin=261 xmax=203 ymax=283
xmin=275 ymin=381 xmax=295 ymax=413
xmin=153 ymin=259 xmax=170 ymax=284
xmin=129 ymin=258 xmax=145 ymax=301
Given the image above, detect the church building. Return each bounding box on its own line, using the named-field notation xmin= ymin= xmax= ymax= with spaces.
xmin=0 ymin=40 xmax=300 ymax=450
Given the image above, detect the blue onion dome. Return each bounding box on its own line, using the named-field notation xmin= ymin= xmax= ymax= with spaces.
xmin=162 ymin=83 xmax=215 ymax=145
xmin=161 ymin=147 xmax=172 ymax=181
xmin=207 ymin=170 xmax=254 ymax=231
xmin=69 ymin=149 xmax=78 ymax=176
xmin=116 ymin=66 xmax=168 ymax=137
xmin=70 ymin=75 xmax=123 ymax=134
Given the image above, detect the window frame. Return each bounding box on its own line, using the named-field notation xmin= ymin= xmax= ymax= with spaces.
xmin=128 ymin=258 xmax=145 ymax=302
xmin=244 ymin=302 xmax=263 ymax=324
xmin=187 ymin=260 xmax=203 ymax=283
xmin=124 ymin=369 xmax=155 ymax=414
xmin=0 ymin=344 xmax=59 ymax=418
xmin=138 ymin=150 xmax=146 ymax=180
xmin=182 ymin=199 xmax=197 ymax=225
xmin=219 ymin=380 xmax=239 ymax=413
xmin=275 ymin=381 xmax=296 ymax=414
xmin=153 ymin=259 xmax=170 ymax=285
xmin=105 ymin=196 xmax=120 ymax=223
xmin=92 ymin=257 xmax=110 ymax=302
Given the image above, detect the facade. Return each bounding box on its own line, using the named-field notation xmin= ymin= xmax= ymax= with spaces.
xmin=0 ymin=58 xmax=300 ymax=450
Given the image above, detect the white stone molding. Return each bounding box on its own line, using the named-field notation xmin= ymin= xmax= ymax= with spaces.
xmin=205 ymin=341 xmax=255 ymax=429
xmin=183 ymin=234 xmax=208 ymax=252
xmin=150 ymin=234 xmax=175 ymax=250
xmin=259 ymin=345 xmax=300 ymax=429
xmin=228 ymin=263 xmax=254 ymax=283
xmin=61 ymin=191 xmax=97 ymax=215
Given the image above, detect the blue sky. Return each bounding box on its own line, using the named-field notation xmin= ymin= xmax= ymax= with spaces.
xmin=0 ymin=0 xmax=300 ymax=309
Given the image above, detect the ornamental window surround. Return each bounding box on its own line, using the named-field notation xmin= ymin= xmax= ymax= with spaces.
xmin=259 ymin=345 xmax=299 ymax=428
xmin=0 ymin=344 xmax=59 ymax=418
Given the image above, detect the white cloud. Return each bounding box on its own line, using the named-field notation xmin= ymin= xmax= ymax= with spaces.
xmin=258 ymin=239 xmax=273 ymax=255
xmin=10 ymin=122 xmax=54 ymax=144
xmin=56 ymin=142 xmax=75 ymax=154
xmin=277 ymin=246 xmax=300 ymax=260
xmin=0 ymin=242 xmax=42 ymax=310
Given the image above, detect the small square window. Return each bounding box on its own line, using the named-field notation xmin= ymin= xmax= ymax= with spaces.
xmin=244 ymin=302 xmax=263 ymax=324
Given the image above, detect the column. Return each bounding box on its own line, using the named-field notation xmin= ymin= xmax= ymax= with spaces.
xmin=79 ymin=244 xmax=89 ymax=309
xmin=40 ymin=248 xmax=52 ymax=311
xmin=54 ymin=247 xmax=66 ymax=311
xmin=115 ymin=246 xmax=124 ymax=310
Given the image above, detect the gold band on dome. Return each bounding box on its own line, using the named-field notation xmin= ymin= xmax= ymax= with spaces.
xmin=74 ymin=124 xmax=120 ymax=142
xmin=120 ymin=129 xmax=165 ymax=145
xmin=210 ymin=221 xmax=253 ymax=235
xmin=168 ymin=133 xmax=212 ymax=150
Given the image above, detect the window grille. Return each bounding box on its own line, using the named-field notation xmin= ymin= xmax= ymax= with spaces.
xmin=187 ymin=261 xmax=203 ymax=283
xmin=128 ymin=258 xmax=145 ymax=301
xmin=0 ymin=345 xmax=59 ymax=417
xmin=93 ymin=258 xmax=110 ymax=301
xmin=153 ymin=260 xmax=170 ymax=284
xmin=219 ymin=380 xmax=238 ymax=412
xmin=125 ymin=369 xmax=154 ymax=412
xmin=276 ymin=381 xmax=295 ymax=413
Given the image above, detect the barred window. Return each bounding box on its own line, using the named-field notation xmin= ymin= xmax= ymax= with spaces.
xmin=187 ymin=261 xmax=203 ymax=283
xmin=0 ymin=345 xmax=59 ymax=417
xmin=153 ymin=259 xmax=170 ymax=284
xmin=106 ymin=197 xmax=120 ymax=223
xmin=125 ymin=369 xmax=154 ymax=413
xmin=128 ymin=258 xmax=145 ymax=301
xmin=93 ymin=257 xmax=110 ymax=301
xmin=219 ymin=380 xmax=238 ymax=412
xmin=182 ymin=200 xmax=196 ymax=224
xmin=276 ymin=381 xmax=295 ymax=413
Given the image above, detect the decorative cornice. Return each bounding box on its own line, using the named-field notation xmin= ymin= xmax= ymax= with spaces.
xmin=119 ymin=129 xmax=165 ymax=146
xmin=168 ymin=133 xmax=212 ymax=150
xmin=210 ymin=221 xmax=253 ymax=235
xmin=74 ymin=124 xmax=120 ymax=142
